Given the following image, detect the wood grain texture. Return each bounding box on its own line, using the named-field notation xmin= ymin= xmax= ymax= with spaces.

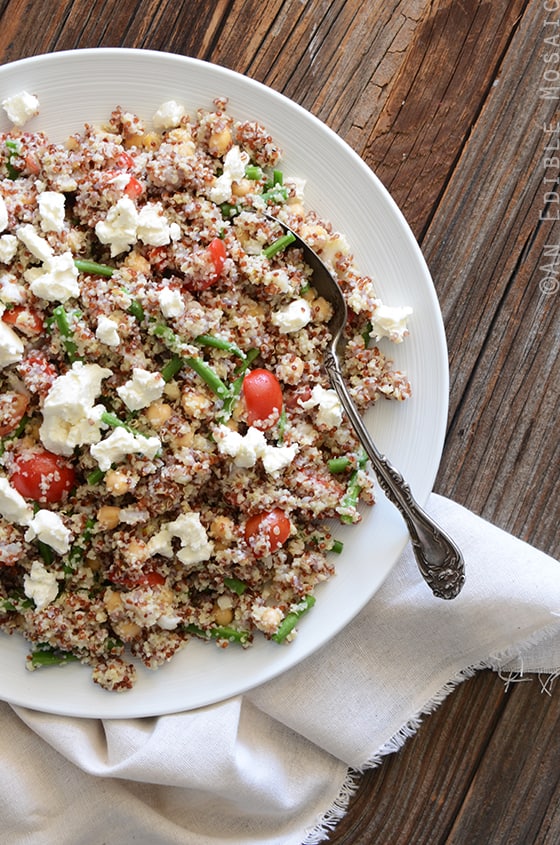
xmin=0 ymin=2 xmax=558 ymax=843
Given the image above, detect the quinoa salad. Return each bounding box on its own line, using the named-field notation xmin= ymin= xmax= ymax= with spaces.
xmin=0 ymin=91 xmax=412 ymax=692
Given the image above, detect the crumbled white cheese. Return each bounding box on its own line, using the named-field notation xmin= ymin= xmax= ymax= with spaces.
xmin=0 ymin=236 xmax=18 ymax=265
xmin=38 ymin=191 xmax=66 ymax=233
xmin=137 ymin=202 xmax=175 ymax=247
xmin=40 ymin=361 xmax=112 ymax=456
xmin=214 ymin=425 xmax=299 ymax=474
xmin=24 ymin=251 xmax=80 ymax=303
xmin=95 ymin=196 xmax=139 ymax=257
xmin=271 ymin=298 xmax=312 ymax=333
xmin=301 ymin=385 xmax=343 ymax=428
xmin=95 ymin=198 xmax=178 ymax=256
xmin=210 ymin=145 xmax=249 ymax=204
xmin=147 ymin=512 xmax=213 ymax=567
xmin=0 ymin=195 xmax=7 ymax=232
xmin=95 ymin=315 xmax=121 ymax=348
xmin=90 ymin=427 xmax=161 ymax=472
xmin=25 ymin=510 xmax=71 ymax=555
xmin=370 ymin=303 xmax=413 ymax=343
xmin=116 ymin=367 xmax=165 ymax=411
xmin=2 ymin=91 xmax=39 ymax=127
xmin=152 ymin=100 xmax=185 ymax=131
xmin=158 ymin=286 xmax=185 ymax=318
xmin=0 ymin=477 xmax=32 ymax=525
xmin=23 ymin=561 xmax=59 ymax=611
xmin=16 ymin=223 xmax=54 ymax=263
xmin=0 ymin=303 xmax=24 ymax=368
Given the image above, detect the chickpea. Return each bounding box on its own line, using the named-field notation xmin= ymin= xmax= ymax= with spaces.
xmin=164 ymin=380 xmax=181 ymax=400
xmin=214 ymin=605 xmax=234 ymax=626
xmin=96 ymin=505 xmax=121 ymax=530
xmin=181 ymin=390 xmax=213 ymax=418
xmin=124 ymin=251 xmax=151 ymax=274
xmin=232 ymin=178 xmax=253 ymax=198
xmin=103 ymin=588 xmax=122 ymax=614
xmin=145 ymin=401 xmax=173 ymax=428
xmin=105 ymin=469 xmax=130 ymax=496
xmin=113 ymin=619 xmax=142 ymax=641
xmin=208 ymin=127 xmax=232 ymax=156
xmin=210 ymin=515 xmax=235 ymax=542
xmin=311 ymin=296 xmax=333 ymax=323
xmin=175 ymin=429 xmax=194 ymax=448
xmin=122 ymin=538 xmax=148 ymax=565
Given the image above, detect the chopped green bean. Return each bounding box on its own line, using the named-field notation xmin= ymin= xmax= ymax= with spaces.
xmin=87 ymin=467 xmax=105 ymax=486
xmin=245 ymin=164 xmax=263 ymax=180
xmin=30 ymin=647 xmax=78 ymax=668
xmin=161 ymin=355 xmax=184 ymax=383
xmin=5 ymin=139 xmax=21 ymax=179
xmin=272 ymin=595 xmax=316 ymax=643
xmin=195 ymin=333 xmax=245 ymax=359
xmin=74 ymin=259 xmax=114 ymax=277
xmin=51 ymin=305 xmax=80 ymax=363
xmin=38 ymin=541 xmax=54 ymax=565
xmin=185 ymin=357 xmax=229 ymax=398
xmin=331 ymin=539 xmax=344 ymax=554
xmin=185 ymin=623 xmax=250 ymax=645
xmin=339 ymin=449 xmax=368 ymax=523
xmin=224 ymin=577 xmax=247 ymax=596
xmin=263 ymin=232 xmax=296 ymax=259
xmin=128 ymin=298 xmax=145 ymax=323
xmin=328 ymin=456 xmax=352 ymax=474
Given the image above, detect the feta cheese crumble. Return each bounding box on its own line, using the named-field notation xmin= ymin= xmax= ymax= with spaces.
xmin=40 ymin=362 xmax=112 ymax=456
xmin=90 ymin=427 xmax=162 ymax=472
xmin=2 ymin=90 xmax=39 ymax=127
xmin=152 ymin=100 xmax=186 ymax=131
xmin=214 ymin=425 xmax=299 ymax=474
xmin=0 ymin=304 xmax=24 ymax=368
xmin=370 ymin=303 xmax=413 ymax=343
xmin=271 ymin=298 xmax=312 ymax=333
xmin=0 ymin=477 xmax=32 ymax=525
xmin=300 ymin=385 xmax=343 ymax=428
xmin=116 ymin=368 xmax=165 ymax=411
xmin=25 ymin=510 xmax=72 ymax=555
xmin=95 ymin=315 xmax=121 ymax=348
xmin=147 ymin=512 xmax=213 ymax=567
xmin=23 ymin=561 xmax=59 ymax=611
xmin=38 ymin=191 xmax=66 ymax=233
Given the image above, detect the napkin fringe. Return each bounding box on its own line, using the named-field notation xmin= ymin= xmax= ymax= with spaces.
xmin=303 ymin=621 xmax=560 ymax=845
xmin=301 ymin=769 xmax=361 ymax=844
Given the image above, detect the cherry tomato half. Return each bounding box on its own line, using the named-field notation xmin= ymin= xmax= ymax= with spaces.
xmin=0 ymin=393 xmax=29 ymax=437
xmin=242 ymin=368 xmax=283 ymax=428
xmin=11 ymin=450 xmax=76 ymax=503
xmin=208 ymin=237 xmax=227 ymax=277
xmin=124 ymin=175 xmax=144 ymax=198
xmin=244 ymin=509 xmax=291 ymax=557
xmin=145 ymin=570 xmax=166 ymax=588
xmin=2 ymin=305 xmax=44 ymax=336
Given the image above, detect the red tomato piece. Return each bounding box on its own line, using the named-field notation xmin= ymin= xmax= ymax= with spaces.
xmin=145 ymin=570 xmax=166 ymax=588
xmin=208 ymin=237 xmax=227 ymax=277
xmin=0 ymin=393 xmax=29 ymax=437
xmin=2 ymin=305 xmax=44 ymax=336
xmin=244 ymin=509 xmax=291 ymax=557
xmin=242 ymin=369 xmax=283 ymax=428
xmin=11 ymin=450 xmax=76 ymax=503
xmin=124 ymin=175 xmax=144 ymax=198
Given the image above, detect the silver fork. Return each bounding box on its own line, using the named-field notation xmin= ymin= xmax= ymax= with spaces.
xmin=270 ymin=217 xmax=465 ymax=600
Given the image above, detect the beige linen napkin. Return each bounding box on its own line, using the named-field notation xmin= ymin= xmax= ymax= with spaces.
xmin=1 ymin=493 xmax=559 ymax=845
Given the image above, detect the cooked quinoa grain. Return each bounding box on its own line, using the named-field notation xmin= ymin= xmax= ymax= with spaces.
xmin=0 ymin=94 xmax=411 ymax=691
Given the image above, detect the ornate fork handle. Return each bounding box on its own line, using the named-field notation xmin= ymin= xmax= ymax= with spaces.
xmin=326 ymin=355 xmax=465 ymax=600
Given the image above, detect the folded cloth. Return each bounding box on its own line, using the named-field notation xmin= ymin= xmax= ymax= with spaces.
xmin=1 ymin=494 xmax=559 ymax=845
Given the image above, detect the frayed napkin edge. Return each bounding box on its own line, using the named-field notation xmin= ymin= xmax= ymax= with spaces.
xmin=301 ymin=620 xmax=560 ymax=845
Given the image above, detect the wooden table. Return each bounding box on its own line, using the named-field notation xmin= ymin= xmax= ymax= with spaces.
xmin=1 ymin=2 xmax=558 ymax=842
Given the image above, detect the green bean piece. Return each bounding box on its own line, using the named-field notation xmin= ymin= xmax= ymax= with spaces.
xmin=195 ymin=333 xmax=245 ymax=359
xmin=272 ymin=595 xmax=316 ymax=643
xmin=161 ymin=355 xmax=184 ymax=383
xmin=74 ymin=259 xmax=114 ymax=277
xmin=185 ymin=623 xmax=250 ymax=645
xmin=185 ymin=357 xmax=230 ymax=398
xmin=100 ymin=411 xmax=133 ymax=431
xmin=30 ymin=648 xmax=78 ymax=668
xmin=245 ymin=164 xmax=263 ymax=180
xmin=331 ymin=539 xmax=344 ymax=554
xmin=218 ymin=347 xmax=260 ymax=422
xmin=38 ymin=541 xmax=54 ymax=565
xmin=52 ymin=305 xmax=80 ymax=363
xmin=262 ymin=232 xmax=296 ymax=259
xmin=224 ymin=577 xmax=247 ymax=596
xmin=339 ymin=450 xmax=368 ymax=524
xmin=328 ymin=456 xmax=352 ymax=474
xmin=5 ymin=139 xmax=21 ymax=179
xmin=87 ymin=467 xmax=105 ymax=486
xmin=128 ymin=298 xmax=145 ymax=323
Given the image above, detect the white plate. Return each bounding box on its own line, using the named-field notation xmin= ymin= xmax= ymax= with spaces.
xmin=0 ymin=48 xmax=448 ymax=718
